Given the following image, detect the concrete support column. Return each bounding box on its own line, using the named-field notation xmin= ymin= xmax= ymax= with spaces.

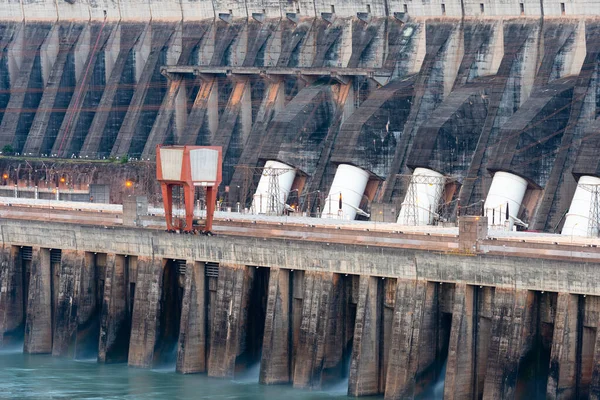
xmin=293 ymin=271 xmax=334 ymax=390
xmin=385 ymin=279 xmax=433 ymax=399
xmin=260 ymin=268 xmax=292 ymax=384
xmin=207 ymin=263 xmax=254 ymax=378
xmin=98 ymin=254 xmax=130 ymax=363
xmin=348 ymin=275 xmax=382 ymax=397
xmin=444 ymin=283 xmax=475 ymax=399
xmin=482 ymin=288 xmax=534 ymax=399
xmin=24 ymin=247 xmax=52 ymax=354
xmin=547 ymin=293 xmax=580 ymax=399
xmin=0 ymin=246 xmax=24 ymax=346
xmin=128 ymin=257 xmax=163 ymax=368
xmin=52 ymin=250 xmax=86 ymax=357
xmin=177 ymin=261 xmax=207 ymax=374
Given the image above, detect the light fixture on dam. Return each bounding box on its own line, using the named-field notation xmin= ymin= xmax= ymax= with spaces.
xmin=484 ymin=171 xmax=528 ymax=230
xmin=321 ymin=164 xmax=369 ymax=220
xmin=251 ymin=160 xmax=296 ymax=215
xmin=561 ymin=175 xmax=600 ymax=237
xmin=397 ymin=168 xmax=445 ymax=226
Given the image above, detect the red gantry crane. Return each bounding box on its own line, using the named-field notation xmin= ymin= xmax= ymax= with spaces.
xmin=156 ymin=145 xmax=222 ymax=234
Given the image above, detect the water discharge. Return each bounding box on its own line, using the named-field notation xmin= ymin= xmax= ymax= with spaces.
xmin=0 ymin=352 xmax=374 ymax=399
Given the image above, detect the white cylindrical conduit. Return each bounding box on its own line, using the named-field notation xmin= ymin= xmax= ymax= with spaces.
xmin=561 ymin=175 xmax=600 ymax=237
xmin=397 ymin=168 xmax=445 ymax=225
xmin=252 ymin=160 xmax=295 ymax=215
xmin=321 ymin=164 xmax=369 ymax=220
xmin=484 ymin=171 xmax=528 ymax=229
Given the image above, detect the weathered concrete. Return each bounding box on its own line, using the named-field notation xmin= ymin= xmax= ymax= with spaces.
xmin=547 ymin=293 xmax=580 ymax=399
xmin=0 ymin=246 xmax=24 ymax=346
xmin=176 ymin=261 xmax=207 ymax=374
xmin=98 ymin=254 xmax=130 ymax=363
xmin=207 ymin=263 xmax=254 ymax=378
xmin=293 ymin=271 xmax=333 ymax=390
xmin=482 ymin=288 xmax=535 ymax=399
xmin=52 ymin=250 xmax=87 ymax=357
xmin=444 ymin=283 xmax=475 ymax=399
xmin=259 ymin=267 xmax=292 ymax=384
xmin=384 ymin=279 xmax=435 ymax=399
xmin=128 ymin=256 xmax=163 ymax=368
xmin=23 ymin=247 xmax=52 ymax=354
xmin=348 ymin=275 xmax=382 ymax=396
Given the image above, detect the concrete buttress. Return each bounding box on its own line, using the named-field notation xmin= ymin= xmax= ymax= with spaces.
xmin=444 ymin=283 xmax=475 ymax=399
xmin=207 ymin=263 xmax=254 ymax=378
xmin=547 ymin=292 xmax=580 ymax=399
xmin=293 ymin=271 xmax=334 ymax=390
xmin=177 ymin=261 xmax=207 ymax=374
xmin=482 ymin=288 xmax=535 ymax=399
xmin=260 ymin=268 xmax=292 ymax=384
xmin=348 ymin=275 xmax=383 ymax=397
xmin=24 ymin=247 xmax=52 ymax=354
xmin=128 ymin=256 xmax=163 ymax=368
xmin=384 ymin=279 xmax=432 ymax=399
xmin=98 ymin=254 xmax=130 ymax=363
xmin=0 ymin=246 xmax=24 ymax=346
xmin=52 ymin=250 xmax=86 ymax=357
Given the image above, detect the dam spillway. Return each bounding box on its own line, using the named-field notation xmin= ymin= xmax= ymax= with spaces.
xmin=3 ymin=0 xmax=600 ymax=398
xmin=1 ymin=214 xmax=600 ymax=398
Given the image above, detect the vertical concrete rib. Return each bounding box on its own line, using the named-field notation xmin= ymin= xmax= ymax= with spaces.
xmin=176 ymin=261 xmax=207 ymax=374
xmin=79 ymin=24 xmax=145 ymax=158
xmin=259 ymin=268 xmax=292 ymax=384
xmin=0 ymin=246 xmax=24 ymax=346
xmin=22 ymin=24 xmax=84 ymax=156
xmin=23 ymin=247 xmax=52 ymax=354
xmin=50 ymin=23 xmax=114 ymax=158
xmin=52 ymin=250 xmax=85 ymax=357
xmin=110 ymin=25 xmax=174 ymax=157
xmin=348 ymin=275 xmax=382 ymax=397
xmin=128 ymin=257 xmax=163 ymax=368
xmin=292 ymin=271 xmax=333 ymax=390
xmin=0 ymin=24 xmax=51 ymax=151
xmin=444 ymin=283 xmax=475 ymax=400
xmin=0 ymin=23 xmax=19 ymax=128
xmin=482 ymin=288 xmax=534 ymax=399
xmin=384 ymin=279 xmax=430 ymax=399
xmin=207 ymin=264 xmax=254 ymax=379
xmin=98 ymin=254 xmax=130 ymax=363
xmin=547 ymin=293 xmax=580 ymax=399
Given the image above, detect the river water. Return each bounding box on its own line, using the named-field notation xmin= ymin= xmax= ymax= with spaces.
xmin=0 ymin=345 xmax=380 ymax=400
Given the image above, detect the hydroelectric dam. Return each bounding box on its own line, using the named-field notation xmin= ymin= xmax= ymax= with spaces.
xmin=3 ymin=0 xmax=600 ymax=398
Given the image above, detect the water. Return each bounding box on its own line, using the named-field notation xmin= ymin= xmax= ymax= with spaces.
xmin=0 ymin=351 xmax=368 ymax=400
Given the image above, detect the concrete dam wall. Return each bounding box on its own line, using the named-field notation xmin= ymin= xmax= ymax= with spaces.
xmin=2 ymin=0 xmax=600 ymax=232
xmin=2 ymin=218 xmax=600 ymax=398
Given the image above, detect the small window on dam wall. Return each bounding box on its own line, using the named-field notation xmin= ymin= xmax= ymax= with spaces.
xmin=520 ymin=2 xmax=525 ymax=14
xmin=480 ymin=3 xmax=485 ymax=14
xmin=403 ymin=4 xmax=408 ymax=13
xmin=441 ymin=3 xmax=446 ymax=15
xmin=366 ymin=4 xmax=371 ymax=13
xmin=561 ymin=2 xmax=566 ymax=14
xmin=331 ymin=4 xmax=335 ymax=13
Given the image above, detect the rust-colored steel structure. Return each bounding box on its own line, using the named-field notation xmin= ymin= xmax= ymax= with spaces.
xmin=156 ymin=145 xmax=222 ymax=233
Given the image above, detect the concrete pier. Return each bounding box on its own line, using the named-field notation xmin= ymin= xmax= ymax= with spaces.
xmin=207 ymin=263 xmax=253 ymax=378
xmin=23 ymin=247 xmax=52 ymax=354
xmin=98 ymin=254 xmax=130 ymax=363
xmin=0 ymin=246 xmax=24 ymax=346
xmin=128 ymin=257 xmax=163 ymax=368
xmin=176 ymin=261 xmax=207 ymax=374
